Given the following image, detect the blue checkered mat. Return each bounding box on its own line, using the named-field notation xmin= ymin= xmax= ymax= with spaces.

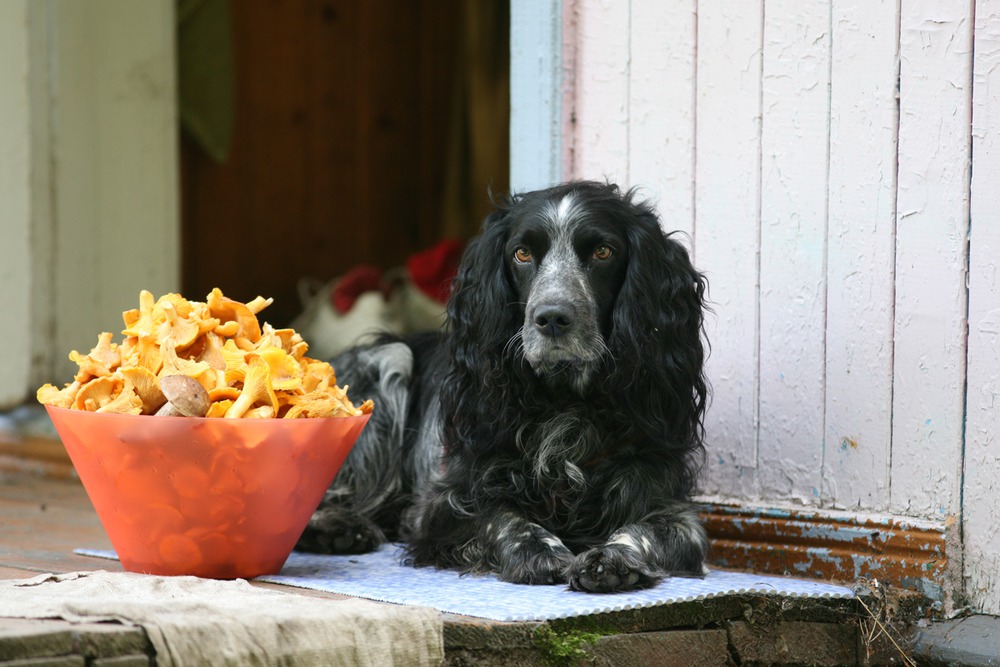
xmin=76 ymin=545 xmax=853 ymax=622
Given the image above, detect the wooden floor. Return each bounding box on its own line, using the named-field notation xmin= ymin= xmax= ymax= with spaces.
xmin=0 ymin=470 xmax=121 ymax=581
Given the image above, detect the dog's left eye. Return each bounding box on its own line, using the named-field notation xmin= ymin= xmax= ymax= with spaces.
xmin=593 ymin=245 xmax=613 ymax=261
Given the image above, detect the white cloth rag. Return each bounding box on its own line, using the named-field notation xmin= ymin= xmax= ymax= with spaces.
xmin=0 ymin=570 xmax=443 ymax=667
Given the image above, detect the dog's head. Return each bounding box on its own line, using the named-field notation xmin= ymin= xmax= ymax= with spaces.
xmin=447 ymin=181 xmax=707 ymax=416
xmin=500 ymin=184 xmax=630 ymax=390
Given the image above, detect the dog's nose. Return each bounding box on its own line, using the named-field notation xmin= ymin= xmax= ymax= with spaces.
xmin=533 ymin=303 xmax=575 ymax=337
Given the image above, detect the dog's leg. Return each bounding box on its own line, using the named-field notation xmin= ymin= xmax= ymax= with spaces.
xmin=566 ymin=503 xmax=708 ymax=592
xmin=296 ymin=342 xmax=413 ymax=554
xmin=408 ymin=497 xmax=575 ymax=585
xmin=481 ymin=510 xmax=576 ymax=585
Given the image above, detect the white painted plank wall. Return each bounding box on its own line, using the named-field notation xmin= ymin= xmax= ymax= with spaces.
xmin=822 ymin=1 xmax=898 ymax=512
xmin=568 ymin=0 xmax=630 ymax=184
xmin=563 ymin=0 xmax=983 ymax=515
xmin=756 ymin=0 xmax=831 ymax=503
xmin=963 ymin=0 xmax=1000 ymax=614
xmin=627 ymin=0 xmax=697 ymax=239
xmin=890 ymin=2 xmax=972 ymax=519
xmin=693 ymin=0 xmax=763 ymax=500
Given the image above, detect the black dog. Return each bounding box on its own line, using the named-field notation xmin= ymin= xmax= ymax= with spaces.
xmin=297 ymin=181 xmax=710 ymax=592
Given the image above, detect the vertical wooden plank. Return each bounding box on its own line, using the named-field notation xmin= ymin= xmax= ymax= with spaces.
xmin=569 ymin=0 xmax=630 ymax=183
xmin=891 ymin=1 xmax=972 ymax=519
xmin=358 ymin=0 xmax=422 ymax=262
xmin=26 ymin=1 xmax=56 ymax=392
xmin=186 ymin=0 xmax=315 ymax=321
xmin=822 ymin=0 xmax=898 ymax=511
xmin=694 ymin=0 xmax=763 ymax=499
xmin=304 ymin=0 xmax=362 ymax=263
xmin=52 ymin=0 xmax=179 ymax=382
xmin=627 ymin=0 xmax=696 ymax=238
xmin=963 ymin=0 xmax=1000 ymax=615
xmin=418 ymin=0 xmax=462 ymax=241
xmin=756 ymin=0 xmax=831 ymax=502
xmin=510 ymin=0 xmax=563 ymax=191
xmin=0 ymin=0 xmax=33 ymax=407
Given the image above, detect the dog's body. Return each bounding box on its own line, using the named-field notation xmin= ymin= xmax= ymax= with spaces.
xmin=296 ymin=181 xmax=710 ymax=592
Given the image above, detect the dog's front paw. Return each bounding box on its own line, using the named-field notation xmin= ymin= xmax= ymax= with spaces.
xmin=566 ymin=546 xmax=661 ymax=593
xmin=495 ymin=532 xmax=574 ymax=585
xmin=296 ymin=507 xmax=385 ymax=554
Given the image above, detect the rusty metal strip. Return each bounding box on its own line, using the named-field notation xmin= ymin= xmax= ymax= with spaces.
xmin=700 ymin=503 xmax=948 ymax=600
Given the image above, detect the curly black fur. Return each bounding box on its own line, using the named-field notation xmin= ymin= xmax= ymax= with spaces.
xmin=296 ymin=181 xmax=710 ymax=593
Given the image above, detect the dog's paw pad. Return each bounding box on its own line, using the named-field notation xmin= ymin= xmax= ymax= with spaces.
xmin=566 ymin=546 xmax=659 ymax=593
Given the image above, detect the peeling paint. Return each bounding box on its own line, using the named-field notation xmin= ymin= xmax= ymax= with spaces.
xmin=702 ymin=503 xmax=949 ymax=602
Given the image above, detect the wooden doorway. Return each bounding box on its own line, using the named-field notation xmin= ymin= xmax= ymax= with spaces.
xmin=180 ymin=0 xmax=509 ymax=326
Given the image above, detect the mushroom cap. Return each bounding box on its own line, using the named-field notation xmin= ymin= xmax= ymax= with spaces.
xmin=157 ymin=374 xmax=210 ymax=417
xmin=118 ymin=366 xmax=167 ymax=414
xmin=96 ymin=380 xmax=143 ymax=415
xmin=207 ymin=287 xmax=262 ymax=343
xmin=37 ymin=381 xmax=81 ymax=409
xmin=74 ymin=376 xmax=123 ymax=412
xmin=69 ymin=332 xmax=122 ymax=382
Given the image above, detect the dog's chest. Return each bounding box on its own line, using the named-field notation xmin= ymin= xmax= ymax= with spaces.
xmin=516 ymin=413 xmax=621 ymax=521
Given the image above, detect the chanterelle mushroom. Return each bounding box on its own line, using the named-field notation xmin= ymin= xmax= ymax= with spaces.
xmin=208 ymin=287 xmax=263 ymax=343
xmin=37 ymin=288 xmax=373 ymax=420
xmin=96 ymin=380 xmax=143 ymax=415
xmin=68 ymin=332 xmax=121 ymax=383
xmin=118 ymin=366 xmax=167 ymax=414
xmin=224 ymin=355 xmax=277 ymax=418
xmin=156 ymin=299 xmax=200 ymax=349
xmin=74 ymin=376 xmax=124 ymax=412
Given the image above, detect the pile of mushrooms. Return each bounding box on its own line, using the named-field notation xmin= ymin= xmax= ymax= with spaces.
xmin=37 ymin=289 xmax=373 ymax=419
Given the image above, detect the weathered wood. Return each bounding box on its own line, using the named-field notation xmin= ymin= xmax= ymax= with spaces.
xmin=0 ymin=1 xmax=34 ymax=410
xmin=963 ymin=0 xmax=1000 ymax=615
xmin=3 ymin=1 xmax=179 ymax=401
xmin=822 ymin=0 xmax=898 ymax=512
xmin=891 ymin=1 xmax=973 ymax=518
xmin=627 ymin=0 xmax=696 ymax=238
xmin=756 ymin=0 xmax=831 ymax=502
xmin=703 ymin=502 xmax=947 ymax=599
xmin=0 ymin=473 xmax=118 ymax=576
xmin=51 ymin=1 xmax=180 ymax=379
xmin=568 ymin=0 xmax=630 ymax=183
xmin=693 ymin=0 xmax=764 ymax=500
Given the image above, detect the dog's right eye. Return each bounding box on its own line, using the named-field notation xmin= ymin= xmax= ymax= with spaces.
xmin=514 ymin=247 xmax=532 ymax=263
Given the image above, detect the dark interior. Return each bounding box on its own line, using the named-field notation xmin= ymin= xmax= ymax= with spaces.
xmin=180 ymin=0 xmax=510 ymax=326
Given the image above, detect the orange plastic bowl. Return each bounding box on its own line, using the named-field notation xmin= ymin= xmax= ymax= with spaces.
xmin=46 ymin=405 xmax=370 ymax=579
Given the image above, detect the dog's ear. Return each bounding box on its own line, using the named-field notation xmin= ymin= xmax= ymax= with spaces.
xmin=446 ymin=202 xmax=520 ymax=363
xmin=441 ymin=201 xmax=524 ymax=450
xmin=610 ymin=205 xmax=708 ymax=451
